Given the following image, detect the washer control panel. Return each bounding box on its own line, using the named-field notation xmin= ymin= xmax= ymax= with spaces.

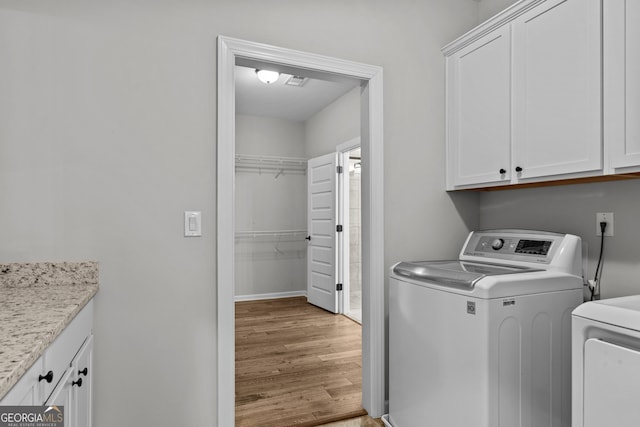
xmin=514 ymin=239 xmax=552 ymax=255
xmin=462 ymin=230 xmax=562 ymax=264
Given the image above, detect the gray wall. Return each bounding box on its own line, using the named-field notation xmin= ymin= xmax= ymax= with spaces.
xmin=236 ymin=115 xmax=306 ymax=158
xmin=479 ymin=180 xmax=640 ymax=299
xmin=0 ymin=1 xmax=480 ymax=425
xmin=478 ymin=0 xmax=519 ymax=22
xmin=305 ymin=86 xmax=361 ymax=158
xmin=234 ymin=115 xmax=307 ymax=298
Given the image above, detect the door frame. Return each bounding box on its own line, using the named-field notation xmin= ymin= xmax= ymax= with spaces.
xmin=217 ymin=36 xmax=385 ymax=426
xmin=337 ymin=138 xmax=361 ymax=318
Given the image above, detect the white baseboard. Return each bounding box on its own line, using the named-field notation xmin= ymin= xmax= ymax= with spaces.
xmin=234 ymin=290 xmax=307 ymax=302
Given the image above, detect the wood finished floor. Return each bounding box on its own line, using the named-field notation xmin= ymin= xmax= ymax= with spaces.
xmin=317 ymin=415 xmax=384 ymax=427
xmin=235 ymin=297 xmax=366 ymax=427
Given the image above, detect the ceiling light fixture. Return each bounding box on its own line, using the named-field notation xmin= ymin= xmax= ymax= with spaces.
xmin=255 ymin=69 xmax=280 ymax=84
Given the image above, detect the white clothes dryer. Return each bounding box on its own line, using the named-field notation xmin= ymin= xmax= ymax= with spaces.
xmin=572 ymin=296 xmax=640 ymax=427
xmin=387 ymin=230 xmax=584 ymax=427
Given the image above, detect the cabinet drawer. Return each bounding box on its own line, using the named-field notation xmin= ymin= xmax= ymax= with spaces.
xmin=42 ymin=300 xmax=93 ymax=401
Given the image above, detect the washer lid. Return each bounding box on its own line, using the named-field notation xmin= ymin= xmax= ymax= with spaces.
xmin=392 ymin=260 xmax=540 ymax=290
xmin=573 ymin=296 xmax=640 ymax=332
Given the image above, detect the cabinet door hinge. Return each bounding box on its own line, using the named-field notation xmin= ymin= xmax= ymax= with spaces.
xmin=337 ymin=165 xmax=343 ymax=174
xmin=336 ymin=225 xmax=343 ymax=232
xmin=336 ymin=283 xmax=343 ymax=291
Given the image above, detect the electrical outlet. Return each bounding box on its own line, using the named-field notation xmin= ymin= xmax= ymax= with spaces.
xmin=596 ymin=212 xmax=614 ymax=236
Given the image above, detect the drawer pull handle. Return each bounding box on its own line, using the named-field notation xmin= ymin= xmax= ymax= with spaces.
xmin=39 ymin=371 xmax=54 ymax=383
xmin=72 ymin=378 xmax=83 ymax=387
xmin=78 ymin=367 xmax=88 ymax=376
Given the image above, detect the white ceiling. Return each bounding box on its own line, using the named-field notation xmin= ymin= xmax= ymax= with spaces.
xmin=234 ymin=65 xmax=359 ymax=122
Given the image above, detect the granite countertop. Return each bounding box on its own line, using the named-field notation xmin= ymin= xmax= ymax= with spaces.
xmin=0 ymin=262 xmax=99 ymax=400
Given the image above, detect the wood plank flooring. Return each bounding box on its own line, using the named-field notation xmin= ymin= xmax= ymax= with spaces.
xmin=318 ymin=416 xmax=384 ymax=427
xmin=236 ymin=297 xmax=366 ymax=427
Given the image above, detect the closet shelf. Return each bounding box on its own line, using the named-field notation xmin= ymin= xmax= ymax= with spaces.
xmin=235 ymin=229 xmax=308 ymax=240
xmin=235 ymin=154 xmax=307 ymax=174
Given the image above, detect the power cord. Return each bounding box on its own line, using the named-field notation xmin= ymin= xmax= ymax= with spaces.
xmin=590 ymin=221 xmax=607 ymax=301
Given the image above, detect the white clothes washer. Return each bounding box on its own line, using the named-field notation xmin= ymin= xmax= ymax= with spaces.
xmin=572 ymin=296 xmax=640 ymax=427
xmin=387 ymin=230 xmax=584 ymax=427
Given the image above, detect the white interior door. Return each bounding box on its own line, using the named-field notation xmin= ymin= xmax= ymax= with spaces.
xmin=307 ymin=152 xmax=338 ymax=313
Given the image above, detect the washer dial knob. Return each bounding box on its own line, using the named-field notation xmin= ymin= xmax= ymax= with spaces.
xmin=491 ymin=238 xmax=505 ymax=250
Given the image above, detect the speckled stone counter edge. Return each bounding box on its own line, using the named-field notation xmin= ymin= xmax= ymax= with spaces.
xmin=0 ymin=262 xmax=98 ymax=400
xmin=0 ymin=261 xmax=98 ymax=288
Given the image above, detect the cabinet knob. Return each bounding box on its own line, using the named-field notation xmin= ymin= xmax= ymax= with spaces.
xmin=305 ymin=236 xmax=311 ymax=241
xmin=39 ymin=371 xmax=54 ymax=383
xmin=515 ymin=166 xmax=523 ymax=172
xmin=72 ymin=378 xmax=83 ymax=388
xmin=78 ymin=367 xmax=88 ymax=376
xmin=499 ymin=168 xmax=506 ymax=174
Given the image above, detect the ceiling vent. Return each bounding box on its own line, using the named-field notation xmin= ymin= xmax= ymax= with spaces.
xmin=285 ymin=75 xmax=309 ymax=87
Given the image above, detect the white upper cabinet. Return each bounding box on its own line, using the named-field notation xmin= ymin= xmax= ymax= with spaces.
xmin=604 ymin=0 xmax=640 ymax=172
xmin=444 ymin=0 xmax=605 ymax=190
xmin=446 ymin=26 xmax=511 ymax=188
xmin=512 ymin=0 xmax=602 ymax=180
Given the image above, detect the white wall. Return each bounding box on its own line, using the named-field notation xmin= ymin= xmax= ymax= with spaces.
xmin=305 ymin=86 xmax=361 ymax=158
xmin=235 ymin=115 xmax=307 ymax=297
xmin=479 ymin=180 xmax=640 ymax=299
xmin=236 ymin=115 xmax=306 ymax=158
xmin=0 ymin=1 xmax=480 ymax=425
xmin=478 ymin=0 xmax=519 ymax=22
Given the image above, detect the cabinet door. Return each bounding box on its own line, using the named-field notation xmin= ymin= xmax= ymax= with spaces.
xmin=0 ymin=357 xmax=44 ymax=406
xmin=46 ymin=368 xmax=74 ymax=427
xmin=446 ymin=26 xmax=511 ymax=189
xmin=73 ymin=335 xmax=93 ymax=427
xmin=605 ymin=0 xmax=640 ymax=171
xmin=512 ymin=0 xmax=602 ymax=180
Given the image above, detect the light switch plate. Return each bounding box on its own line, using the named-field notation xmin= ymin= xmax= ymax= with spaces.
xmin=184 ymin=211 xmax=202 ymax=237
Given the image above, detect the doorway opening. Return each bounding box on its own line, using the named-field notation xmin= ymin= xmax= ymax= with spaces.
xmin=337 ymin=141 xmax=362 ymax=323
xmin=217 ymin=36 xmax=385 ymax=427
xmin=234 ymin=64 xmax=362 ymax=424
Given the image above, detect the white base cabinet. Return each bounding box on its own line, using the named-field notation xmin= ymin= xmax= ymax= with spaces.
xmin=46 ymin=335 xmax=93 ymax=427
xmin=73 ymin=336 xmax=93 ymax=427
xmin=0 ymin=300 xmax=94 ymax=427
xmin=0 ymin=357 xmax=45 ymax=406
